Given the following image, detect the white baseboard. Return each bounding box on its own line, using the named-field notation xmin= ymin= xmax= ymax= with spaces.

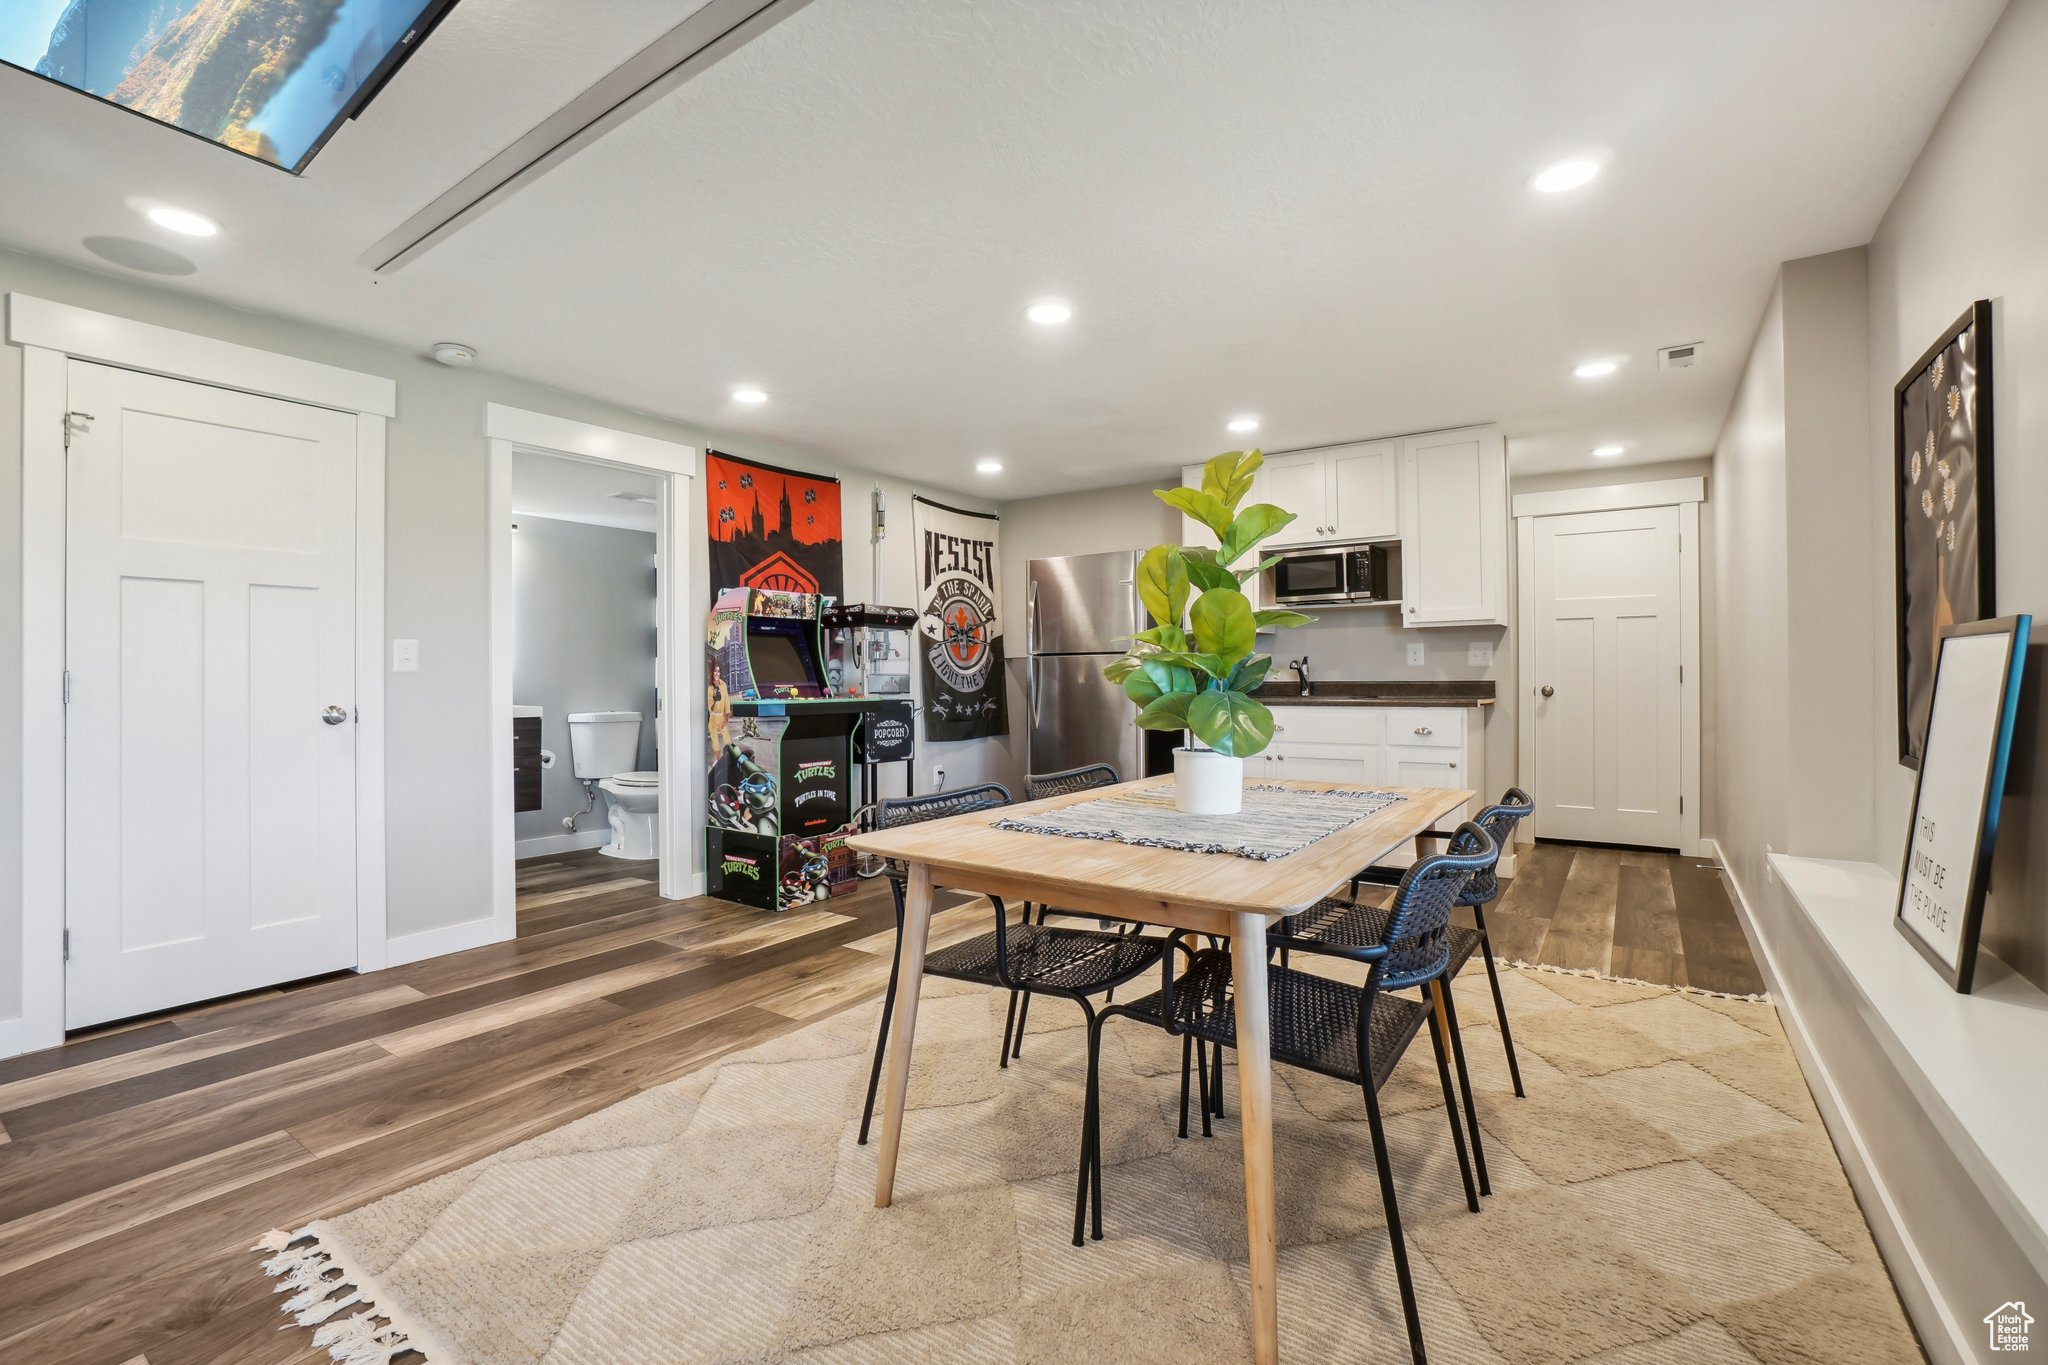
xmin=516 ymin=828 xmax=614 ymax=859
xmin=1705 ymin=838 xmax=1974 ymax=1365
xmin=383 ymin=915 xmax=512 ymax=969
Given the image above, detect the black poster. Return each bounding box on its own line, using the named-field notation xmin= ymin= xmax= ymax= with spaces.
xmin=912 ymin=496 xmax=1007 ymax=742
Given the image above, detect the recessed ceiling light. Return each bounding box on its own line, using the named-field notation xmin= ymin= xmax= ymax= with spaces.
xmin=1573 ymin=358 xmax=1620 ymax=379
xmin=1592 ymin=444 xmax=1626 ymax=458
xmin=731 ymin=386 xmax=768 ymax=405
xmin=1026 ymin=300 xmax=1072 ymax=326
xmin=1532 ymin=157 xmax=1601 ymax=194
xmin=144 ymin=205 xmax=218 ymax=237
xmin=1227 ymin=415 xmax=1260 ymax=434
xmin=976 ymin=457 xmax=1004 ymax=475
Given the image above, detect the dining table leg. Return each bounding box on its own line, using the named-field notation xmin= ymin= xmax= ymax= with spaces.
xmin=1231 ymin=910 xmax=1280 ymax=1364
xmin=873 ymin=861 xmax=933 ymax=1208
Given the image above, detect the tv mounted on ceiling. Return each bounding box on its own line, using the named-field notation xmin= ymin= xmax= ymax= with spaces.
xmin=1 ymin=0 xmax=461 ymax=174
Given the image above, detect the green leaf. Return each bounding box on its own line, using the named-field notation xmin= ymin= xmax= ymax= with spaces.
xmin=1222 ymin=449 xmax=1263 ymax=509
xmin=1155 ymin=486 xmax=1233 ymax=539
xmin=1227 ymin=653 xmax=1274 ymax=691
xmin=1198 ymin=452 xmax=1241 ymax=503
xmin=1187 ymin=692 xmax=1275 ymax=758
xmin=1123 ymin=669 xmax=1163 ymax=707
xmin=1217 ymin=504 xmax=1298 ymax=566
xmin=1102 ymin=655 xmax=1142 ymax=684
xmin=1251 ymin=609 xmax=1313 ymax=630
xmin=1181 ymin=551 xmax=1237 ymax=593
xmin=1140 ymin=655 xmax=1201 ymax=693
xmin=1135 ymin=544 xmax=1189 ymax=628
xmin=1133 ymin=623 xmax=1188 ymax=650
xmin=1188 ymin=588 xmax=1256 ymax=665
xmin=1136 ymin=691 xmax=1196 ymax=731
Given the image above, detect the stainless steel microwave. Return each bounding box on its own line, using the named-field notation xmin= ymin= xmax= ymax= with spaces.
xmin=1269 ymin=544 xmax=1390 ymax=605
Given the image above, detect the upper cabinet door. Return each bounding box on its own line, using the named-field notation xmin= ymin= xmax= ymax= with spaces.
xmin=1399 ymin=426 xmax=1508 ymax=626
xmin=1254 ymin=453 xmax=1329 ymax=547
xmin=1326 ymin=441 xmax=1399 ymax=541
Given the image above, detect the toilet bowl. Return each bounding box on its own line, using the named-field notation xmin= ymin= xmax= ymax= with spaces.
xmin=597 ymin=771 xmax=659 ymax=860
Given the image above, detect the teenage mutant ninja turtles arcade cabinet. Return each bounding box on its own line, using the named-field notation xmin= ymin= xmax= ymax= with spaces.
xmin=705 ymin=588 xmax=909 ymax=911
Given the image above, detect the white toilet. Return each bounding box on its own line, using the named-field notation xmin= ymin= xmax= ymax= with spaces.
xmin=567 ymin=711 xmax=659 ymax=860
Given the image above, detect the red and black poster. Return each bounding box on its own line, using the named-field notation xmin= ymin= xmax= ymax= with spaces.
xmin=706 ymin=452 xmax=843 ymax=602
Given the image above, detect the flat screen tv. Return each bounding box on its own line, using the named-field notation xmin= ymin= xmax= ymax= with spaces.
xmin=1 ymin=0 xmax=460 ymax=173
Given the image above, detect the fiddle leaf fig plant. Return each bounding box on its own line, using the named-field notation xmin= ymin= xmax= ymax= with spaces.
xmin=1102 ymin=450 xmax=1315 ymax=757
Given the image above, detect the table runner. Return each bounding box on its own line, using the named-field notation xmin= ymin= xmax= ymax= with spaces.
xmin=992 ymin=783 xmax=1406 ymax=861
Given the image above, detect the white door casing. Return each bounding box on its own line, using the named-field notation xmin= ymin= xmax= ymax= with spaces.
xmin=1526 ymin=504 xmax=1684 ymax=849
xmin=64 ymin=362 xmax=361 ymax=1027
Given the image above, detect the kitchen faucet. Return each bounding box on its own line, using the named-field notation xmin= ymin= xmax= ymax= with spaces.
xmin=1288 ymin=656 xmax=1312 ymax=697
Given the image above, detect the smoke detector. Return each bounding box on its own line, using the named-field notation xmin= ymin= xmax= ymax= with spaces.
xmin=430 ymin=341 xmax=478 ymax=367
xmin=1658 ymin=342 xmax=1702 ymax=370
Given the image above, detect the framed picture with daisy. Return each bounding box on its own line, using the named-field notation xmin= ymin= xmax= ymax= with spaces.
xmin=1893 ymin=300 xmax=1995 ymax=768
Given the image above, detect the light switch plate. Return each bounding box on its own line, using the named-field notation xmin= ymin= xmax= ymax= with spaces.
xmin=1468 ymin=641 xmax=1493 ymax=666
xmin=392 ymin=639 xmax=419 ymax=673
xmin=1406 ymin=642 xmax=1425 ymax=667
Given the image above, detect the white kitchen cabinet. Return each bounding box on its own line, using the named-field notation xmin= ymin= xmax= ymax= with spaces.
xmin=1262 ymin=701 xmax=1503 ymax=869
xmin=1327 ymin=442 xmax=1399 ymax=540
xmin=1254 ymin=453 xmax=1331 ymax=548
xmin=1398 ymin=425 xmax=1508 ymax=627
xmin=1247 ymin=442 xmax=1398 ymax=548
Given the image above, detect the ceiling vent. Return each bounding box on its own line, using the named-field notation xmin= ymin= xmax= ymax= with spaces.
xmin=1658 ymin=342 xmax=1703 ymax=370
xmin=609 ymin=491 xmax=657 ymax=504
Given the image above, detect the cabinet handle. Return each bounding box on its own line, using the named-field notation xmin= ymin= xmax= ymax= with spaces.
xmin=1449 ymin=762 xmax=1458 ymax=769
xmin=1414 ymin=726 xmax=1432 ymax=736
xmin=1274 ymin=724 xmax=1285 ymax=733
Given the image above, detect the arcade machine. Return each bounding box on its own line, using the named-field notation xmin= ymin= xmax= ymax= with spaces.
xmin=705 ymin=589 xmax=913 ymax=911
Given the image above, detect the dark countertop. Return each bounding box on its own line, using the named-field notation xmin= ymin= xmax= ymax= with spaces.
xmin=1253 ymin=680 xmax=1496 ymax=707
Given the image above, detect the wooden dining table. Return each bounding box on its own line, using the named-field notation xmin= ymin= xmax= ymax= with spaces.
xmin=846 ymin=775 xmax=1476 ymax=1364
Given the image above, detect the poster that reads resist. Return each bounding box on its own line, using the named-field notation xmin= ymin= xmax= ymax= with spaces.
xmin=1894 ymin=617 xmax=2030 ymax=991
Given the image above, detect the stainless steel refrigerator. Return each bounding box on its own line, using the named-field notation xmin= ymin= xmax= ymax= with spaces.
xmin=1026 ymin=550 xmax=1148 ymax=779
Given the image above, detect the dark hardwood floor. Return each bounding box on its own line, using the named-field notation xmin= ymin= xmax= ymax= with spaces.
xmin=0 ymin=841 xmax=1759 ymax=1362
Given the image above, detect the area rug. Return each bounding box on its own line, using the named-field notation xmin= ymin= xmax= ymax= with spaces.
xmin=255 ymin=962 xmax=1922 ymax=1364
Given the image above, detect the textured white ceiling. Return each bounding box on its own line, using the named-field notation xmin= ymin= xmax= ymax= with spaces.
xmin=0 ymin=0 xmax=2003 ymax=492
xmin=511 ymin=450 xmax=659 ymax=532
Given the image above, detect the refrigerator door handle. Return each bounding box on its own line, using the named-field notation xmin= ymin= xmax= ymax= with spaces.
xmin=1027 ymin=579 xmax=1041 ymax=655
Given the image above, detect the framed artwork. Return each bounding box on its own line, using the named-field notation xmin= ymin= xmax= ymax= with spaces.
xmin=1894 ymin=615 xmax=2030 ymax=993
xmin=1893 ymin=300 xmax=1995 ymax=768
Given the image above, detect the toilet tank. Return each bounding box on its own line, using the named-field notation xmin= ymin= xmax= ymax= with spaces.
xmin=567 ymin=712 xmax=642 ymax=779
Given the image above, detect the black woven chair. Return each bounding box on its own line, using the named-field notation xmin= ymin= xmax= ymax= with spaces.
xmin=1002 ymin=763 xmax=1129 ymax=1060
xmin=855 ymin=784 xmax=1168 ymax=1178
xmin=1327 ymin=788 xmax=1536 ymax=1103
xmin=1089 ymin=824 xmax=1496 ymax=1364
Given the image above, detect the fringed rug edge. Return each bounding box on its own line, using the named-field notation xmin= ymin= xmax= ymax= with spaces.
xmin=1502 ymin=958 xmax=1772 ymax=1004
xmin=254 ymin=1223 xmax=460 ymax=1364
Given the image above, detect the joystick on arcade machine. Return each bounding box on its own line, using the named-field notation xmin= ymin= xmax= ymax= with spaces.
xmin=705 ymin=589 xmax=904 ymax=911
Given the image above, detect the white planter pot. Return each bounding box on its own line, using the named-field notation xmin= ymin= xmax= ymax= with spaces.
xmin=1175 ymin=746 xmax=1245 ymax=815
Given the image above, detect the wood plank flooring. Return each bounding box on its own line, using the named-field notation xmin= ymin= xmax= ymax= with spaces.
xmin=0 ymin=842 xmax=1759 ymax=1363
xmin=1479 ymin=842 xmax=1766 ymax=995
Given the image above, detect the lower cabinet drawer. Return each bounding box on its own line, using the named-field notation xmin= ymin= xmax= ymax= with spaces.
xmin=1380 ymin=707 xmax=1462 ymax=748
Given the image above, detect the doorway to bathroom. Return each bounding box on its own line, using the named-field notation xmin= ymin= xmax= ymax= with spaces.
xmin=511 ymin=452 xmax=662 ymax=877
xmin=488 ymin=405 xmax=698 ymax=945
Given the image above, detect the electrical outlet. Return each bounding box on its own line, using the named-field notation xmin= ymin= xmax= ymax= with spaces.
xmin=1406 ymin=642 xmax=1425 ymax=667
xmin=1468 ymin=641 xmax=1493 ymax=667
xmin=391 ymin=638 xmax=419 ymax=673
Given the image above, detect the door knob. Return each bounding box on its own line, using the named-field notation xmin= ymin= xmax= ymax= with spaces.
xmin=322 ymin=705 xmax=350 ymax=725
xmin=1540 ymin=685 xmax=1554 ymax=698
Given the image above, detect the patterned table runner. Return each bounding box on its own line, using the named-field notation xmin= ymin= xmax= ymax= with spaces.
xmin=992 ymin=783 xmax=1406 ymax=861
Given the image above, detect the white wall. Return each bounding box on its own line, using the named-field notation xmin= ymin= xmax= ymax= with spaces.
xmin=1710 ymin=249 xmax=1877 ymax=904
xmin=1866 ymin=0 xmax=2048 ymax=990
xmin=512 ymin=515 xmax=658 ymax=851
xmin=0 ymin=246 xmax=997 ymax=1031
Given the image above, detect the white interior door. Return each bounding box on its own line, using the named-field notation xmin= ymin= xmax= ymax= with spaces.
xmin=65 ymin=361 xmax=360 ymax=1028
xmin=1529 ymin=505 xmax=1683 ymax=849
